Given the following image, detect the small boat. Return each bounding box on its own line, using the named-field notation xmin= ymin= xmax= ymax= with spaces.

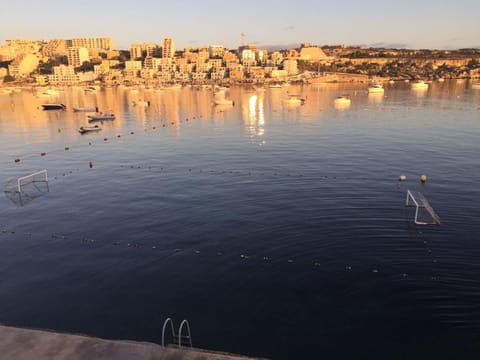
xmin=88 ymin=113 xmax=115 ymax=121
xmin=41 ymin=103 xmax=66 ymax=110
xmin=334 ymin=95 xmax=351 ymax=106
xmin=269 ymin=84 xmax=282 ymax=89
xmin=79 ymin=125 xmax=102 ymax=134
xmin=411 ymin=80 xmax=429 ymax=90
xmin=368 ymin=83 xmax=385 ymax=93
xmin=471 ymin=83 xmax=480 ymax=90
xmin=283 ymin=95 xmax=305 ymax=106
xmin=73 ymin=106 xmax=98 ymax=112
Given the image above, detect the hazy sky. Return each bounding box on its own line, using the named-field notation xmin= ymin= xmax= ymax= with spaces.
xmin=1 ymin=0 xmax=479 ymax=50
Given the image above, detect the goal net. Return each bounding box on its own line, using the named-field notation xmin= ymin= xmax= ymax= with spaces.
xmin=4 ymin=170 xmax=49 ymax=206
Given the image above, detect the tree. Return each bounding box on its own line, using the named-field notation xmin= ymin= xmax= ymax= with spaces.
xmin=76 ymin=61 xmax=94 ymax=72
xmin=3 ymin=75 xmax=15 ymax=82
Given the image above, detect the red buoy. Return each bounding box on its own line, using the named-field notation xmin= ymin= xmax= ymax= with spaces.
xmin=64 ymin=147 xmax=70 ymax=151
xmin=104 ymin=138 xmax=108 ymax=141
xmin=41 ymin=152 xmax=46 ymax=156
xmin=14 ymin=158 xmax=21 ymax=163
xmin=117 ymin=134 xmax=121 ymax=138
xmin=130 ymin=131 xmax=134 ymax=135
xmin=89 ymin=161 xmax=93 ymax=168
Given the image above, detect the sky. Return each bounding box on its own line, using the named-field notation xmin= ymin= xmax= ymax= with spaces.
xmin=1 ymin=0 xmax=479 ymax=50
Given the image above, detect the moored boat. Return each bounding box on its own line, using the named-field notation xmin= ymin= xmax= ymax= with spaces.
xmin=88 ymin=113 xmax=115 ymax=121
xmin=283 ymin=95 xmax=306 ymax=106
xmin=368 ymin=83 xmax=385 ymax=93
xmin=334 ymin=95 xmax=351 ymax=106
xmin=411 ymin=80 xmax=429 ymax=90
xmin=73 ymin=106 xmax=98 ymax=112
xmin=41 ymin=103 xmax=66 ymax=110
xmin=79 ymin=125 xmax=102 ymax=134
xmin=471 ymin=83 xmax=480 ymax=90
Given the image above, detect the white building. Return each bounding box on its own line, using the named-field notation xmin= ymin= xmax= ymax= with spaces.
xmin=67 ymin=47 xmax=89 ymax=67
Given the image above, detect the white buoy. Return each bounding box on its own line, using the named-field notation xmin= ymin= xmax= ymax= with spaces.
xmin=399 ymin=175 xmax=407 ymax=181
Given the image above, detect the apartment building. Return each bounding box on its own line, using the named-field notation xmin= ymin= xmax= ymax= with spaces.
xmin=71 ymin=37 xmax=114 ymax=51
xmin=67 ymin=47 xmax=89 ymax=67
xmin=163 ymin=38 xmax=175 ymax=58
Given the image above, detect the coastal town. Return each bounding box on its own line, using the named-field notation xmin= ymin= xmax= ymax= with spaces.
xmin=1 ymin=36 xmax=480 ymax=88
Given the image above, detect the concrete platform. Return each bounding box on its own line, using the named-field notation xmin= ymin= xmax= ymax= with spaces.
xmin=0 ymin=325 xmax=265 ymax=360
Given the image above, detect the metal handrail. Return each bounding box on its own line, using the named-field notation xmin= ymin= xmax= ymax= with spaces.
xmin=178 ymin=319 xmax=192 ymax=348
xmin=161 ymin=318 xmax=175 ymax=347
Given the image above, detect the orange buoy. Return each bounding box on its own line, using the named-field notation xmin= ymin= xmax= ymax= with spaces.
xmin=89 ymin=161 xmax=93 ymax=168
xmin=14 ymin=158 xmax=21 ymax=163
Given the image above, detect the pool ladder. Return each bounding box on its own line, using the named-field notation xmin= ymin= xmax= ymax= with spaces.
xmin=161 ymin=318 xmax=192 ymax=348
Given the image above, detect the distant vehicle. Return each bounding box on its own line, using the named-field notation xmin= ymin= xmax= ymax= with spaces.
xmin=79 ymin=125 xmax=102 ymax=134
xmin=41 ymin=103 xmax=66 ymax=110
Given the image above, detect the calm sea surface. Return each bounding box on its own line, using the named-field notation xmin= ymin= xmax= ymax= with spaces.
xmin=1 ymin=81 xmax=479 ymax=359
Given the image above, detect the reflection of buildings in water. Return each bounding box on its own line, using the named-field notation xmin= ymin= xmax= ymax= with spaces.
xmin=242 ymin=94 xmax=265 ymax=137
xmin=412 ymin=87 xmax=428 ymax=98
xmin=367 ymin=92 xmax=384 ymax=104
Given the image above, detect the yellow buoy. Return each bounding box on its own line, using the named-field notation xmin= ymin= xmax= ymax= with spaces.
xmin=420 ymin=175 xmax=427 ymax=183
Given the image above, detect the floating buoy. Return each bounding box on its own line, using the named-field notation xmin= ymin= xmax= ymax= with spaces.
xmin=117 ymin=134 xmax=121 ymax=138
xmin=41 ymin=152 xmax=46 ymax=156
xmin=420 ymin=174 xmax=427 ymax=183
xmin=89 ymin=161 xmax=93 ymax=168
xmin=88 ymin=142 xmax=92 ymax=145
xmin=64 ymin=146 xmax=69 ymax=151
xmin=104 ymin=138 xmax=108 ymax=141
xmin=130 ymin=131 xmax=134 ymax=135
xmin=57 ymin=128 xmax=61 ymax=133
xmin=399 ymin=175 xmax=407 ymax=181
xmin=14 ymin=158 xmax=21 ymax=163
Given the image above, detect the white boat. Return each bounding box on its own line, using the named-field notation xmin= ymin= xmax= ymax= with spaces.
xmin=368 ymin=83 xmax=385 ymax=93
xmin=269 ymin=84 xmax=282 ymax=88
xmin=411 ymin=80 xmax=429 ymax=90
xmin=73 ymin=106 xmax=98 ymax=112
xmin=334 ymin=95 xmax=351 ymax=106
xmin=283 ymin=95 xmax=305 ymax=106
xmin=79 ymin=125 xmax=102 ymax=134
xmin=471 ymin=83 xmax=480 ymax=90
xmin=88 ymin=113 xmax=115 ymax=121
